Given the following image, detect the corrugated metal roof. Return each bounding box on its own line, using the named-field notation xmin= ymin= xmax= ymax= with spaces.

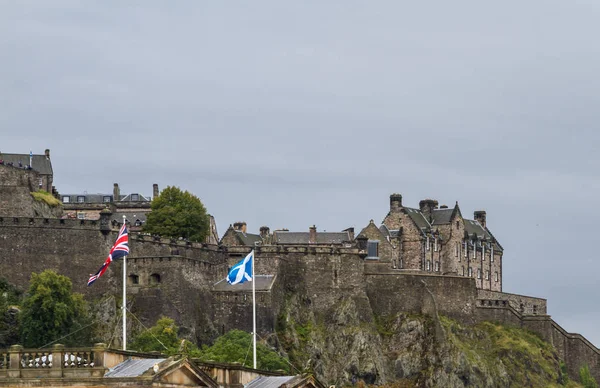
xmin=105 ymin=358 xmax=166 ymax=378
xmin=213 ymin=275 xmax=275 ymax=292
xmin=245 ymin=375 xmax=296 ymax=388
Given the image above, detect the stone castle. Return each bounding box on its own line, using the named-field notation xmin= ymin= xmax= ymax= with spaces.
xmin=0 ymin=149 xmax=598 ymax=384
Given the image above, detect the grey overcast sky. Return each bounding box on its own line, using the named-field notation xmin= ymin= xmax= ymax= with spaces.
xmin=2 ymin=1 xmax=599 ymax=345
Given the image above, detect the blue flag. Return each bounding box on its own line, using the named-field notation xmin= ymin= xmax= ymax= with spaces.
xmin=227 ymin=250 xmax=253 ymax=285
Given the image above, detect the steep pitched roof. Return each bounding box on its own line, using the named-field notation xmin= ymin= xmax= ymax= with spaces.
xmin=273 ymin=231 xmax=350 ymax=244
xmin=404 ymin=207 xmax=431 ymax=233
xmin=0 ymin=153 xmax=53 ymax=175
xmin=431 ymin=208 xmax=454 ymax=225
xmin=234 ymin=230 xmax=263 ymax=246
xmin=463 ymin=219 xmax=503 ymax=251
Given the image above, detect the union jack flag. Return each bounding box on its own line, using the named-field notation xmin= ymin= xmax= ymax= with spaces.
xmin=88 ymin=223 xmax=129 ymax=286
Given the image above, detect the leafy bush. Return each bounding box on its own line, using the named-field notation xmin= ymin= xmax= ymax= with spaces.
xmin=199 ymin=330 xmax=290 ymax=372
xmin=580 ymin=365 xmax=598 ymax=388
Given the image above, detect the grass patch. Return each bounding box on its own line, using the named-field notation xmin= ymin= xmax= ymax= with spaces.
xmin=30 ymin=190 xmax=61 ymax=207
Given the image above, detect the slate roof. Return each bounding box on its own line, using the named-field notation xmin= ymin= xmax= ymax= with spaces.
xmin=60 ymin=193 xmax=151 ymax=204
xmin=105 ymin=358 xmax=166 ymax=378
xmin=0 ymin=153 xmax=53 ymax=175
xmin=245 ymin=375 xmax=298 ymax=388
xmin=233 ymin=230 xmax=263 ymax=246
xmin=431 ymin=208 xmax=454 ymax=225
xmin=273 ymin=231 xmax=350 ymax=244
xmin=61 ymin=193 xmax=113 ymax=204
xmin=404 ymin=207 xmax=431 ymax=232
xmin=112 ymin=211 xmax=148 ymax=224
xmin=213 ymin=275 xmax=276 ymax=292
xmin=464 ymin=219 xmax=503 ymax=251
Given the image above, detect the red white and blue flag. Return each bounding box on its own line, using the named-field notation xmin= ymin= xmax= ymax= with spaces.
xmin=88 ymin=223 xmax=129 ymax=286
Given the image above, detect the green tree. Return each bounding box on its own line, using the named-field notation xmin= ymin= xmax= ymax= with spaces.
xmin=580 ymin=365 xmax=599 ymax=388
xmin=130 ymin=317 xmax=198 ymax=355
xmin=143 ymin=186 xmax=210 ymax=242
xmin=20 ymin=270 xmax=92 ymax=348
xmin=199 ymin=330 xmax=290 ymax=372
xmin=0 ymin=278 xmax=22 ymax=347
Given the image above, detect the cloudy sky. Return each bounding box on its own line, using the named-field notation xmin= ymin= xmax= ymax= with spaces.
xmin=2 ymin=1 xmax=599 ymax=345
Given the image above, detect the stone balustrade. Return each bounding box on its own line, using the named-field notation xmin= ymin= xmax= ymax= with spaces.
xmin=0 ymin=343 xmax=107 ymax=379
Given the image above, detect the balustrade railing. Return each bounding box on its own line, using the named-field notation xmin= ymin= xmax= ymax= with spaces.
xmin=0 ymin=343 xmax=106 ymax=379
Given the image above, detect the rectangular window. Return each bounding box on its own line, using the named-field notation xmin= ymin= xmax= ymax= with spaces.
xmin=464 ymin=241 xmax=467 ymax=257
xmin=472 ymin=242 xmax=476 ymax=258
xmin=455 ymin=242 xmax=458 ymax=257
xmin=399 ymin=259 xmax=403 ymax=269
xmin=477 ymin=268 xmax=482 ymax=279
xmin=38 ymin=178 xmax=43 ymax=187
xmin=426 ymin=236 xmax=430 ymax=251
xmin=434 ymin=238 xmax=438 ymax=252
xmin=367 ymin=240 xmax=379 ymax=258
xmin=426 ymin=260 xmax=431 ymax=271
xmin=131 ymin=193 xmax=139 ymax=201
xmin=103 ymin=196 xmax=112 ymax=203
xmin=77 ymin=212 xmax=85 ymax=220
xmin=62 ymin=196 xmax=70 ymax=203
xmin=495 ymin=271 xmax=499 ymax=282
xmin=434 ymin=261 xmax=439 ymax=272
xmin=392 ymin=260 xmax=397 ymax=269
xmin=491 ymin=247 xmax=494 ymax=262
xmin=468 ymin=267 xmax=472 ymax=277
xmin=485 ymin=270 xmax=490 ymax=280
xmin=462 ymin=266 xmax=465 ymax=276
xmin=77 ymin=196 xmax=85 ymax=203
xmin=482 ymin=244 xmax=485 ymax=261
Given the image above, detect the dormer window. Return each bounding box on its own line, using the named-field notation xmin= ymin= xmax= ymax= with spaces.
xmin=103 ymin=196 xmax=112 ymax=203
xmin=62 ymin=196 xmax=70 ymax=203
xmin=131 ymin=194 xmax=139 ymax=201
xmin=77 ymin=196 xmax=85 ymax=203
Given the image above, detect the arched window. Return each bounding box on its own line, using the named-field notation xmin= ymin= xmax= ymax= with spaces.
xmin=129 ymin=274 xmax=139 ymax=285
xmin=150 ymin=273 xmax=161 ymax=284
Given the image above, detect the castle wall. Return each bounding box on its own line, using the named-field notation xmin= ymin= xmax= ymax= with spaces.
xmin=477 ymin=289 xmax=546 ymax=315
xmin=364 ymin=267 xmax=478 ymax=324
xmin=0 ymin=166 xmax=42 ymax=217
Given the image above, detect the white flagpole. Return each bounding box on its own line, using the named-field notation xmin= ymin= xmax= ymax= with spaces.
xmin=252 ymin=249 xmax=256 ymax=369
xmin=122 ymin=215 xmax=127 ymax=351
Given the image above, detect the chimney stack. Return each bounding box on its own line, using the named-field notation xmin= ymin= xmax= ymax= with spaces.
xmin=309 ymin=225 xmax=317 ymax=244
xmin=390 ymin=193 xmax=403 ymax=212
xmin=474 ymin=211 xmax=487 ymax=228
xmin=419 ymin=199 xmax=439 ymax=221
xmin=153 ymin=184 xmax=159 ymax=199
xmin=260 ymin=226 xmax=270 ymax=239
xmin=113 ymin=183 xmax=120 ymax=201
xmin=44 ymin=149 xmax=50 ymax=159
xmin=233 ymin=222 xmax=247 ymax=233
xmin=343 ymin=227 xmax=355 ymax=241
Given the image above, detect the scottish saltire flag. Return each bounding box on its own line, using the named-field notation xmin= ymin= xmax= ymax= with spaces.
xmin=88 ymin=224 xmax=129 ymax=286
xmin=227 ymin=250 xmax=253 ymax=285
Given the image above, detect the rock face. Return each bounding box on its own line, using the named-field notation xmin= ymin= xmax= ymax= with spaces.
xmin=277 ymin=298 xmax=569 ymax=387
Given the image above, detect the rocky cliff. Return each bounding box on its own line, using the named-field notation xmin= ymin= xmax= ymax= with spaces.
xmin=276 ymin=294 xmax=582 ymax=387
